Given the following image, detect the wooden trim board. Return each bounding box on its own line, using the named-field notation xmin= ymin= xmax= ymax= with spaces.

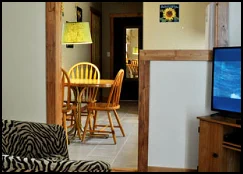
xmin=214 ymin=2 xmax=229 ymax=47
xmin=140 ymin=50 xmax=212 ymax=61
xmin=112 ymin=166 xmax=196 ymax=172
xmin=148 ymin=166 xmax=197 ymax=172
xmin=138 ymin=60 xmax=150 ymax=172
xmin=111 ymin=168 xmax=137 ymax=172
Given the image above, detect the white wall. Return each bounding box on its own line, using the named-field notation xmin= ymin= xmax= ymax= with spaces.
xmin=2 ymin=2 xmax=46 ymax=123
xmin=228 ymin=2 xmax=241 ymax=46
xmin=62 ymin=2 xmax=101 ymax=72
xmin=143 ymin=2 xmax=212 ymax=169
xmin=149 ymin=62 xmax=212 ymax=168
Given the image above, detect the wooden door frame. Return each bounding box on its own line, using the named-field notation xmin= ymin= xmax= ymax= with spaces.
xmin=46 ymin=2 xmax=62 ymax=125
xmin=90 ymin=7 xmax=102 ymax=74
xmin=46 ymin=2 xmax=228 ymax=172
xmin=90 ymin=7 xmax=102 ymax=101
xmin=110 ymin=13 xmax=143 ymax=79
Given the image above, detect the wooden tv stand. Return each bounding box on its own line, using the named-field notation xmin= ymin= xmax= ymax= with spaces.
xmin=197 ymin=116 xmax=241 ymax=172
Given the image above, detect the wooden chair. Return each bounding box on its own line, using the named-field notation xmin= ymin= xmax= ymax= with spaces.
xmin=131 ymin=59 xmax=138 ymax=66
xmin=61 ymin=68 xmax=80 ymax=145
xmin=68 ymin=62 xmax=101 ymax=126
xmin=79 ymin=69 xmax=125 ymax=144
xmin=68 ymin=62 xmax=100 ymax=81
xmin=126 ymin=63 xmax=138 ymax=78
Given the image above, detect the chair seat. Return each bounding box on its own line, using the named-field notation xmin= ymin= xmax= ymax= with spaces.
xmin=87 ymin=102 xmax=120 ymax=111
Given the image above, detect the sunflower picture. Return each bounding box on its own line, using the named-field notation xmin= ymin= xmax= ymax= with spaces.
xmin=160 ymin=4 xmax=179 ymax=22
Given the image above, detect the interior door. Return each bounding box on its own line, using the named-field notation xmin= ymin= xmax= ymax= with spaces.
xmin=113 ymin=17 xmax=143 ymax=100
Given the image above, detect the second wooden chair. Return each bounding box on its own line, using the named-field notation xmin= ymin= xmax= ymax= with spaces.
xmin=79 ymin=69 xmax=125 ymax=144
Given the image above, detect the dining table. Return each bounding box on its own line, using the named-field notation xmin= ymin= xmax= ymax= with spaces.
xmin=66 ymin=79 xmax=114 ymax=141
xmin=69 ymin=79 xmax=114 ymax=88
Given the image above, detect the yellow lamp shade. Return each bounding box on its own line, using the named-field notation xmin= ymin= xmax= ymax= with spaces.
xmin=62 ymin=22 xmax=92 ymax=44
xmin=133 ymin=47 xmax=139 ymax=55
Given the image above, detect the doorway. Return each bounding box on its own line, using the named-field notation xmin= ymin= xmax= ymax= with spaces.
xmin=46 ymin=3 xmax=148 ymax=171
xmin=112 ymin=16 xmax=143 ymax=100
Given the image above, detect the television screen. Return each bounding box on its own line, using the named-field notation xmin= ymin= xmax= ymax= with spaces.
xmin=211 ymin=47 xmax=241 ymax=114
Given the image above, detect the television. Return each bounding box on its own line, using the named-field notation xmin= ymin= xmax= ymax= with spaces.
xmin=211 ymin=46 xmax=241 ymax=119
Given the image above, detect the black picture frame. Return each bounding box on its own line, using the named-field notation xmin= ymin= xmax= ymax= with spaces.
xmin=76 ymin=6 xmax=82 ymax=22
xmin=160 ymin=4 xmax=179 ymax=22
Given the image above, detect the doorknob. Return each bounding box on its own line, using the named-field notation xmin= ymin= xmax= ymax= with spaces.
xmin=212 ymin=153 xmax=219 ymax=158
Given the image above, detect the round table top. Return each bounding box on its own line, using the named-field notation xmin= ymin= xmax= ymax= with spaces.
xmin=68 ymin=79 xmax=114 ymax=88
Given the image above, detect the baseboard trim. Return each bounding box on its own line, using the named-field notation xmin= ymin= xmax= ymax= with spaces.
xmin=111 ymin=168 xmax=137 ymax=172
xmin=148 ymin=166 xmax=197 ymax=172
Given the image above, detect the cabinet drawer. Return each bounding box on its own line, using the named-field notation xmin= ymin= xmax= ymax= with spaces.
xmin=198 ymin=120 xmax=223 ymax=172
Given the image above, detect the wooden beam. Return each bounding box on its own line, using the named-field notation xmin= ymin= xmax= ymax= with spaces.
xmin=139 ymin=50 xmax=212 ymax=61
xmin=46 ymin=2 xmax=62 ymax=125
xmin=214 ymin=2 xmax=229 ymax=47
xmin=138 ymin=59 xmax=150 ymax=172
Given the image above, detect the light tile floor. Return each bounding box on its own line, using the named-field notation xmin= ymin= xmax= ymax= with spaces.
xmin=68 ymin=101 xmax=138 ymax=169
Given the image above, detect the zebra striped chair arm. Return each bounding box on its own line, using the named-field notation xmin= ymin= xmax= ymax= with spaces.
xmin=2 ymin=119 xmax=69 ymax=159
xmin=2 ymin=155 xmax=111 ymax=172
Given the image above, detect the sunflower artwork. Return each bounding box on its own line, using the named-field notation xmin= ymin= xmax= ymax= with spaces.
xmin=160 ymin=4 xmax=179 ymax=22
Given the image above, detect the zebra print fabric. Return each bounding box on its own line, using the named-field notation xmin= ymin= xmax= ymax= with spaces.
xmin=2 ymin=155 xmax=111 ymax=172
xmin=2 ymin=119 xmax=111 ymax=172
xmin=2 ymin=119 xmax=69 ymax=159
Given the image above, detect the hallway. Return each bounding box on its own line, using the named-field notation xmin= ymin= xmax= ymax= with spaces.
xmin=68 ymin=101 xmax=138 ymax=169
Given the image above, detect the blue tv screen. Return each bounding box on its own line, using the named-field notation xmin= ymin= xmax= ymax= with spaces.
xmin=211 ymin=47 xmax=241 ymax=114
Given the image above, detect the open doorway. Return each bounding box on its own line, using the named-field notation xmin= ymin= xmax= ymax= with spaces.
xmin=46 ymin=2 xmax=148 ymax=172
xmin=112 ymin=16 xmax=143 ymax=101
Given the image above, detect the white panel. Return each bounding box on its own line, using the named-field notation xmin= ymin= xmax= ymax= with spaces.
xmin=149 ymin=61 xmax=213 ymax=168
xmin=2 ymin=2 xmax=46 ymax=123
xmin=228 ymin=2 xmax=241 ymax=46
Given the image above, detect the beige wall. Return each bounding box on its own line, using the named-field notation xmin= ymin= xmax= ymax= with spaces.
xmin=143 ymin=2 xmax=211 ymax=169
xmin=144 ymin=2 xmax=209 ymax=50
xmin=101 ymin=2 xmax=143 ymax=79
xmin=62 ymin=2 xmax=101 ymax=71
